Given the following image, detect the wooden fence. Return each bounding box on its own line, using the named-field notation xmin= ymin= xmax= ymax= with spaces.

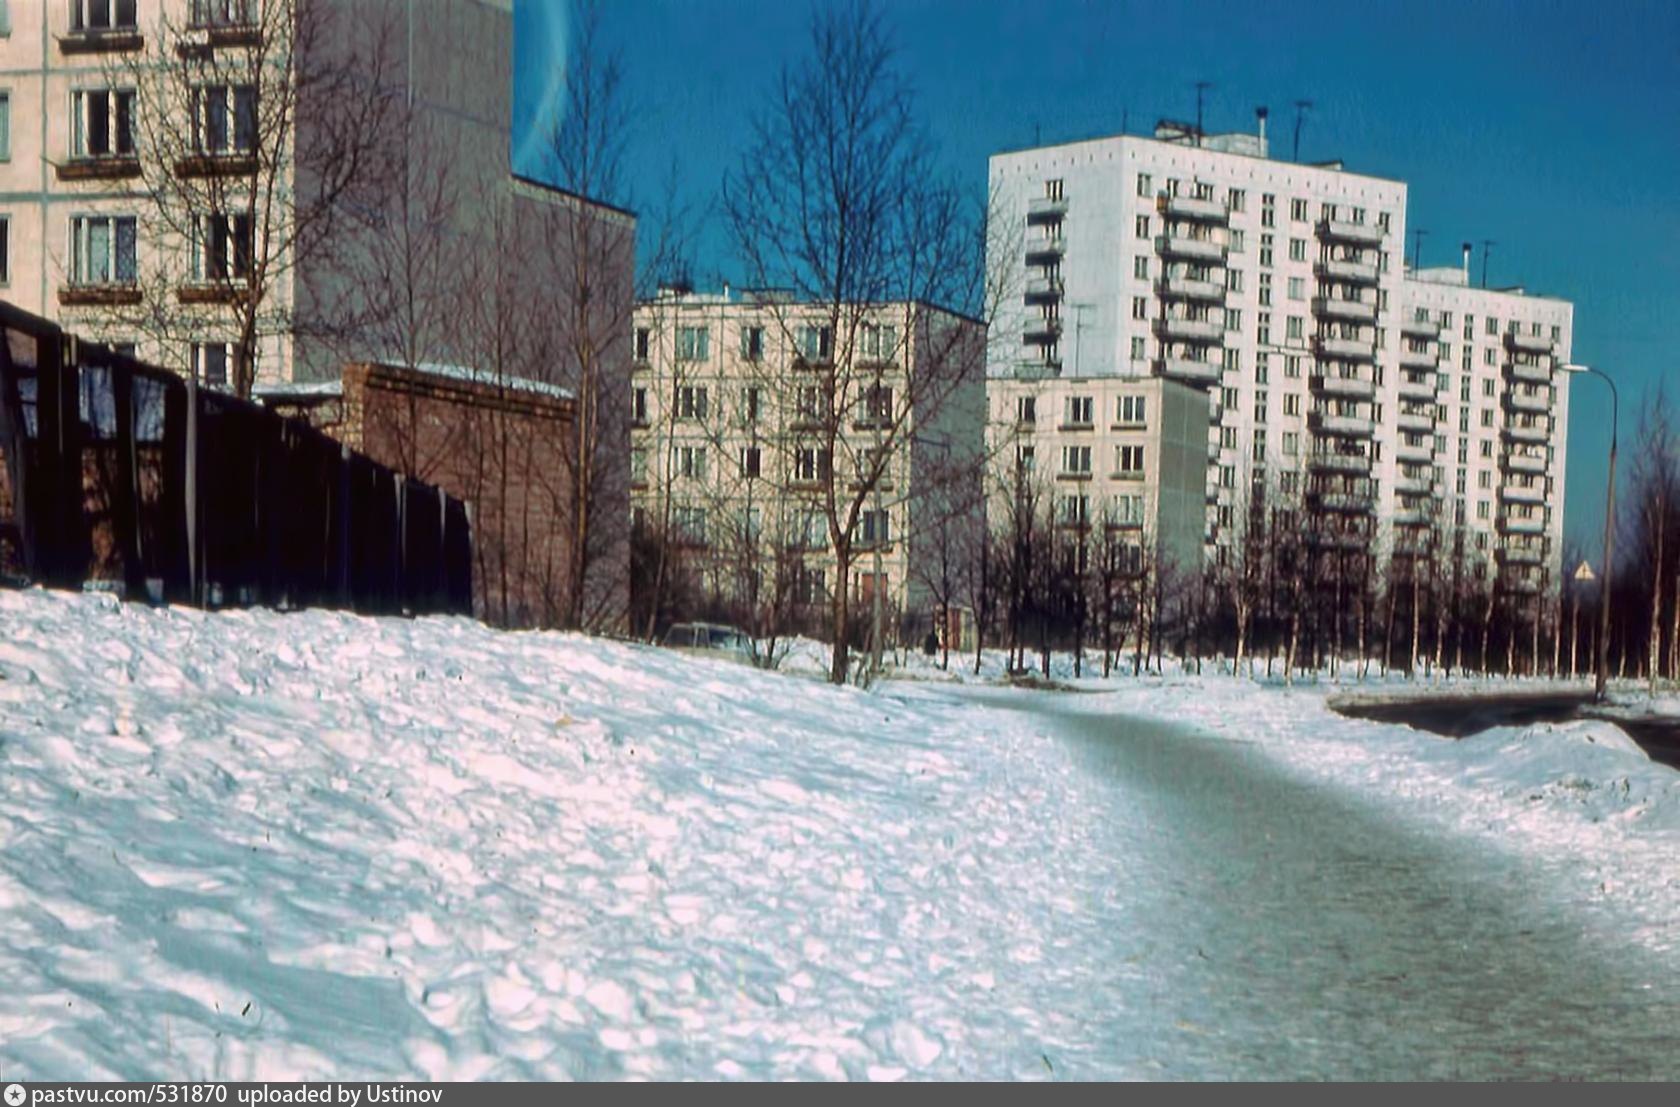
xmin=0 ymin=303 xmax=472 ymax=615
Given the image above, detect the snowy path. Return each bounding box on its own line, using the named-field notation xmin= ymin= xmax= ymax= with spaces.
xmin=1008 ymin=695 xmax=1680 ymax=1079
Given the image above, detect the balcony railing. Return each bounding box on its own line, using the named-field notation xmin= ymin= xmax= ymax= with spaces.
xmin=1502 ymin=421 xmax=1549 ymax=445
xmin=1023 ymin=318 xmax=1063 ymax=344
xmin=1314 ymin=257 xmax=1379 ymax=285
xmin=1309 ymin=412 xmax=1376 ymax=438
xmin=1155 ymin=358 xmax=1221 ymax=387
xmin=175 ymin=152 xmax=259 ymax=179
xmin=1503 ymin=390 xmax=1550 ymax=414
xmin=1397 ymin=410 xmax=1435 ymax=434
xmin=1401 ymin=317 xmax=1441 ymax=339
xmin=1307 ymin=451 xmax=1371 ymax=474
xmin=1504 ymin=331 xmax=1555 ymax=355
xmin=1311 ymin=297 xmax=1378 ymax=323
xmin=1159 ymin=193 xmax=1229 ymax=223
xmin=1153 ymin=316 xmax=1225 ymax=344
xmin=1316 ymin=218 xmax=1385 ymax=246
xmin=1498 ymin=546 xmax=1545 ymax=566
xmin=1394 ymin=475 xmax=1435 ymax=497
xmin=1311 ymin=491 xmax=1375 ymax=514
xmin=56 ymin=155 xmax=142 ymax=181
xmin=1393 ymin=509 xmax=1431 ymax=528
xmin=1395 ymin=440 xmax=1434 ymax=464
xmin=1309 ymin=374 xmax=1376 ymax=401
xmin=1154 ymin=234 xmax=1227 ymax=263
xmin=1397 ymin=376 xmax=1435 ymax=401
xmin=1313 ymin=335 xmax=1377 ymax=363
xmin=58 ymin=283 xmax=143 ymax=307
xmin=1024 ymin=276 xmax=1064 ymax=302
xmin=1024 ymin=236 xmax=1065 ymax=261
xmin=1501 ymin=451 xmax=1546 ymax=475
xmin=58 ymin=27 xmax=145 ymax=54
xmin=1498 ymin=515 xmax=1546 ymax=535
xmin=1027 ymin=195 xmax=1069 ymax=221
xmin=1398 ymin=349 xmax=1438 ymax=372
xmin=1500 ymin=482 xmax=1546 ymax=505
xmin=1157 ymin=274 xmax=1226 ymax=303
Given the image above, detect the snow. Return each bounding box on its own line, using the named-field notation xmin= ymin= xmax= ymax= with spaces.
xmin=2 ymin=588 xmax=1679 ymax=1079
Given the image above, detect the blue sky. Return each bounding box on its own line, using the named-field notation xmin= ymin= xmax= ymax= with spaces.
xmin=512 ymin=0 xmax=1680 ymax=552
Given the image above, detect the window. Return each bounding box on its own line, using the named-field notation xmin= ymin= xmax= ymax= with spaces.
xmin=1253 ymin=394 xmax=1268 ymax=424
xmin=673 ymin=506 xmax=707 ymax=546
xmin=1482 ymin=378 xmax=1495 ymax=398
xmin=1229 ymin=188 xmax=1245 ymax=212
xmin=1485 ymin=317 xmax=1498 ymax=336
xmin=73 ymin=0 xmax=138 ymax=30
xmin=739 ymin=325 xmax=763 ymax=361
xmin=862 ymin=383 xmax=893 ymax=425
xmin=1130 ymin=336 xmax=1145 ymax=361
xmin=860 ymin=510 xmax=891 ymax=546
xmin=798 ymin=324 xmax=833 ymax=361
xmin=677 ymin=446 xmax=707 ymax=480
xmin=1288 ymin=238 xmax=1306 ymax=262
xmin=1135 ymin=214 xmax=1150 ymax=239
xmin=1284 ymin=393 xmax=1301 ymax=416
xmin=1229 ymin=228 xmax=1244 ymax=253
xmin=1116 ymin=444 xmax=1144 ymax=477
xmin=0 ymin=215 xmax=8 ymax=284
xmin=1015 ymin=395 xmax=1036 ymax=424
xmin=1282 ymin=431 xmax=1298 ymax=456
xmin=1224 ymin=308 xmax=1241 ymax=332
xmin=191 ymin=1 xmax=257 ymax=27
xmin=1219 ymin=426 xmax=1237 ymax=450
xmin=743 ymin=386 xmax=762 ymax=423
xmin=628 ymin=448 xmax=647 ymax=485
xmin=862 ymin=323 xmax=897 ymax=360
xmin=1261 ymin=194 xmax=1276 ymax=228
xmin=631 ymin=387 xmax=647 ymax=424
xmin=740 ymin=446 xmax=761 ymax=479
xmin=676 ymin=385 xmax=708 ymax=420
xmin=1015 ymin=444 xmax=1036 ymax=473
xmin=675 ymin=325 xmax=709 ymax=361
xmin=1045 ymin=178 xmax=1064 ymax=201
xmin=1136 ymin=172 xmax=1152 ymax=197
xmin=0 ymin=91 xmax=9 ymax=161
xmin=191 ymin=213 xmax=252 ymax=280
xmin=1221 ymin=387 xmax=1238 ymax=408
xmin=71 ymin=88 xmax=136 ymax=158
xmin=191 ymin=341 xmax=245 ymax=387
xmin=1255 ymin=353 xmax=1269 ymax=383
xmin=1286 ymin=316 xmax=1303 ymax=342
xmin=69 ymin=214 xmax=137 ymax=284
xmin=1064 ymin=395 xmax=1093 ymax=426
xmin=1059 ymin=495 xmax=1088 ymax=526
xmin=1131 ymin=296 xmax=1147 ymax=320
xmin=1133 ymin=255 xmax=1149 ymax=280
xmin=1258 ymin=312 xmax=1271 ymax=345
xmin=192 ymin=85 xmax=257 ymax=154
xmin=1061 ymin=444 xmax=1091 ymax=475
xmin=633 ymin=327 xmax=651 ymax=360
xmin=793 ymin=446 xmax=831 ymax=483
xmin=1226 ymin=268 xmax=1243 ymax=293
xmin=1116 ymin=394 xmax=1147 ymax=425
xmin=1260 ymin=234 xmax=1274 ymax=268
xmin=1251 ymin=435 xmax=1266 ymax=461
xmin=1290 ymin=197 xmax=1308 ymax=221
xmin=1287 ymin=276 xmax=1304 ymax=300
xmin=1284 ymin=355 xmax=1302 ymax=379
xmin=795 ymin=384 xmax=829 ymax=422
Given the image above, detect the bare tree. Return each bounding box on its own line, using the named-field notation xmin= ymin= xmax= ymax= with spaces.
xmin=723 ymin=1 xmax=977 ymax=684
xmin=115 ymin=0 xmax=403 ymax=398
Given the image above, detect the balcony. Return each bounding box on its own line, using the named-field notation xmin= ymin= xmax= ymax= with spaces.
xmin=1023 ymin=318 xmax=1063 ymax=344
xmin=1153 ymin=316 xmax=1225 ymax=344
xmin=1024 ymin=276 xmax=1064 ymax=303
xmin=175 ymin=153 xmax=259 ymax=179
xmin=1401 ymin=317 xmax=1441 ymax=339
xmin=1027 ymin=195 xmax=1068 ymax=222
xmin=1308 ymin=451 xmax=1371 ymax=474
xmin=1397 ymin=375 xmax=1435 ymax=401
xmin=1503 ymin=390 xmax=1550 ymax=414
xmin=58 ymin=283 xmax=143 ymax=307
xmin=1015 ymin=359 xmax=1062 ymax=379
xmin=1498 ymin=546 xmax=1545 ymax=566
xmin=1310 ymin=373 xmax=1376 ymax=401
xmin=1155 ymin=234 xmax=1226 ymax=263
xmin=1502 ymin=421 xmax=1549 ymax=445
xmin=1398 ymin=348 xmax=1438 ymax=372
xmin=1311 ymin=530 xmax=1370 ymax=553
xmin=58 ymin=27 xmax=145 ymax=54
xmin=1498 ymin=515 xmax=1546 ymax=536
xmin=1504 ymin=331 xmax=1555 ymax=355
xmin=1501 ymin=576 xmax=1542 ymax=596
xmin=1159 ymin=194 xmax=1229 ymax=223
xmin=177 ymin=281 xmax=246 ymax=305
xmin=1500 ymin=482 xmax=1545 ymax=505
xmin=1311 ymin=296 xmax=1378 ymax=324
xmin=56 ymin=155 xmax=142 ymax=181
xmin=1314 ymin=258 xmax=1379 ymax=285
xmin=1313 ymin=335 xmax=1377 ymax=363
xmin=1316 ymin=218 xmax=1385 ymax=246
xmin=1502 ymin=451 xmax=1547 ymax=475
xmin=1393 ymin=509 xmax=1431 ymax=528
xmin=1505 ymin=361 xmax=1552 ymax=385
xmin=1157 ymin=274 xmax=1226 ymax=303
xmin=1397 ymin=410 xmax=1435 ymax=434
xmin=1395 ymin=440 xmax=1434 ymax=464
xmin=1309 ymin=412 xmax=1376 ymax=438
xmin=1311 ymin=491 xmax=1374 ymax=514
xmin=1024 ymin=235 xmax=1065 ymax=262
xmin=1394 ymin=474 xmax=1435 ymax=497
xmin=1155 ymin=358 xmax=1221 ymax=387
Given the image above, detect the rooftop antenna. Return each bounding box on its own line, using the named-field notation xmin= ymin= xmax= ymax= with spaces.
xmin=1480 ymin=239 xmax=1495 ymax=289
xmin=1292 ymin=99 xmax=1312 ymax=161
xmin=1410 ymin=227 xmax=1428 ymax=272
xmin=1195 ymin=81 xmax=1213 ymax=146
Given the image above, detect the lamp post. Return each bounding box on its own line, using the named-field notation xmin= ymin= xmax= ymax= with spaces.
xmin=1563 ymin=362 xmax=1617 ymax=702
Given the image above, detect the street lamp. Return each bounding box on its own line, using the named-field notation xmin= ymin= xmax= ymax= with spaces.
xmin=1562 ymin=362 xmax=1617 ymax=702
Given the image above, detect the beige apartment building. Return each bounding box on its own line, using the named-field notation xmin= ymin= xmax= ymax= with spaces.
xmin=630 ymin=288 xmax=985 ymax=640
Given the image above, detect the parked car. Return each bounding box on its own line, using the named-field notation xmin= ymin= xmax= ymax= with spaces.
xmin=660 ymin=622 xmax=756 ymax=664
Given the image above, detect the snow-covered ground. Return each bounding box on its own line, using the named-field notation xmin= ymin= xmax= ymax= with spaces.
xmin=2 ymin=589 xmax=1678 ymax=1079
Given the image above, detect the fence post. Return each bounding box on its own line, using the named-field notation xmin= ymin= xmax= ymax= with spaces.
xmin=0 ymin=323 xmax=34 ymax=581
xmin=185 ymin=373 xmax=201 ymax=606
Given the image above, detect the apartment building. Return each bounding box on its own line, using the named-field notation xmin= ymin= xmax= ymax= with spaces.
xmin=630 ymin=288 xmax=985 ymax=639
xmin=986 ymin=373 xmax=1208 ymax=577
xmin=987 ymin=118 xmax=1573 ymax=603
xmin=0 ymin=0 xmax=626 ymax=389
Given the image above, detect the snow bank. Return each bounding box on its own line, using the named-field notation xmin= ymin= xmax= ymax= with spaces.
xmin=0 ymin=589 xmax=1106 ymax=1081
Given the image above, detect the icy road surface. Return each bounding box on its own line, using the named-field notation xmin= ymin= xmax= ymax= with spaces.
xmin=1005 ymin=697 xmax=1680 ymax=1079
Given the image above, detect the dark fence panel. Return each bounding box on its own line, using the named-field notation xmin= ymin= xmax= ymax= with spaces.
xmin=0 ymin=303 xmax=471 ymax=616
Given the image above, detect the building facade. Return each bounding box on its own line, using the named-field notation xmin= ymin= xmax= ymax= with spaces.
xmin=987 ymin=120 xmax=1573 ymax=614
xmin=630 ymin=288 xmax=986 ymax=641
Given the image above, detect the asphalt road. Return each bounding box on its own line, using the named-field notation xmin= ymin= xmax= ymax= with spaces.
xmin=1028 ymin=700 xmax=1680 ymax=1079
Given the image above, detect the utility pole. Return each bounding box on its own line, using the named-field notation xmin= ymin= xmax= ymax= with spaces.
xmin=1292 ymin=99 xmax=1312 ymax=161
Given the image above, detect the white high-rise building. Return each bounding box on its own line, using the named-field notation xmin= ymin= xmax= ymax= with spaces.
xmin=987 ymin=117 xmax=1573 ymax=616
